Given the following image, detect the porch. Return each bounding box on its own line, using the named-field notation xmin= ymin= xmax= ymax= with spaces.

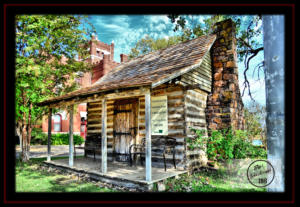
xmin=44 ymin=157 xmax=187 ymax=191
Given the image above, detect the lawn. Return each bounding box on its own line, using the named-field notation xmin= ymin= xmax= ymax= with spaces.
xmin=163 ymin=168 xmax=267 ymax=192
xmin=16 ymin=158 xmax=266 ymax=192
xmin=15 ymin=157 xmax=117 ymax=192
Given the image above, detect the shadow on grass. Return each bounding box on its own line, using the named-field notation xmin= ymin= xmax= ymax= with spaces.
xmin=16 ymin=156 xmax=116 ymax=192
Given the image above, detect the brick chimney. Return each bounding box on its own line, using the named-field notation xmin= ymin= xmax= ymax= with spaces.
xmin=110 ymin=41 xmax=114 ymax=61
xmin=205 ymin=19 xmax=245 ymax=131
xmin=120 ymin=54 xmax=128 ymax=63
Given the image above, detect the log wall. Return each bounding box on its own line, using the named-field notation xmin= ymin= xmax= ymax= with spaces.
xmin=184 ymin=89 xmax=209 ymax=171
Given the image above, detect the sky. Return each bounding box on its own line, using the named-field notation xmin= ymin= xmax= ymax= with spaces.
xmin=88 ymin=15 xmax=266 ymax=106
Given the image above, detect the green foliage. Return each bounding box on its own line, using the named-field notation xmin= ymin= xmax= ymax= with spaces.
xmin=51 ymin=133 xmax=84 ymax=145
xmin=31 ymin=128 xmax=84 ymax=145
xmin=244 ymin=101 xmax=267 ymax=145
xmin=128 ymin=35 xmax=182 ymax=59
xmin=190 ymin=128 xmax=267 ymax=161
xmin=186 ymin=129 xmax=206 ymax=150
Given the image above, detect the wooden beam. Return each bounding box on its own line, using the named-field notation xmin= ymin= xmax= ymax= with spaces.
xmin=48 ymin=87 xmax=151 ymax=108
xmin=145 ymin=92 xmax=152 ymax=181
xmin=101 ymin=98 xmax=107 ymax=173
xmin=47 ymin=108 xmax=52 ymax=162
xmin=69 ymin=105 xmax=74 ymax=167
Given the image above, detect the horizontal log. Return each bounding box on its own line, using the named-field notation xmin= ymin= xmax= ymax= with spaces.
xmin=186 ymin=117 xmax=206 ymax=123
xmin=186 ymin=89 xmax=207 ymax=98
xmin=168 ymin=129 xmax=184 ymax=134
xmin=168 ymin=118 xmax=185 ymax=122
xmin=168 ymin=106 xmax=184 ymax=113
xmin=168 ymin=110 xmax=184 ymax=115
xmin=168 ymin=113 xmax=184 ymax=119
xmin=167 ymin=95 xmax=184 ymax=100
xmin=168 ymin=121 xmax=184 ymax=126
xmin=166 ymin=90 xmax=184 ymax=96
xmin=168 ymin=125 xmax=185 ymax=130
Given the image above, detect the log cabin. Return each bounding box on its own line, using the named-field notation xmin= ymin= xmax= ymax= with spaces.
xmin=38 ymin=19 xmax=245 ymax=182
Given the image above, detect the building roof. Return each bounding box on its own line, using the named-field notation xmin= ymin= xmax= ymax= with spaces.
xmin=39 ymin=34 xmax=216 ymax=106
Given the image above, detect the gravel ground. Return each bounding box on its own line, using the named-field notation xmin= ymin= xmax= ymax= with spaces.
xmin=16 ymin=145 xmax=84 ymax=159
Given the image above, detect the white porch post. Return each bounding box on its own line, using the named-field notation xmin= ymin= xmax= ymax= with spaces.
xmin=69 ymin=105 xmax=74 ymax=167
xmin=47 ymin=108 xmax=52 ymax=161
xmin=101 ymin=98 xmax=107 ymax=173
xmin=145 ymin=92 xmax=152 ymax=181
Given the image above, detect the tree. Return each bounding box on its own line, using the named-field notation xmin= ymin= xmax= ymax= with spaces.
xmin=167 ymin=15 xmax=264 ymax=100
xmin=243 ymin=101 xmax=267 ymax=145
xmin=15 ymin=15 xmax=95 ymax=161
xmin=129 ymin=35 xmax=182 ymax=59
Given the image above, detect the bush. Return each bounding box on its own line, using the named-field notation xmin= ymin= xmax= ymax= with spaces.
xmin=51 ymin=133 xmax=84 ymax=145
xmin=31 ymin=128 xmax=48 ymax=145
xmin=189 ymin=128 xmax=267 ymax=161
xmin=31 ymin=128 xmax=84 ymax=145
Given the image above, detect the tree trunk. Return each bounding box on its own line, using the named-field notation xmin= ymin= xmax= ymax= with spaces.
xmin=263 ymin=15 xmax=285 ymax=192
xmin=16 ymin=121 xmax=23 ymax=151
xmin=21 ymin=111 xmax=30 ymax=162
xmin=27 ymin=103 xmax=33 ymax=153
xmin=21 ymin=124 xmax=30 ymax=162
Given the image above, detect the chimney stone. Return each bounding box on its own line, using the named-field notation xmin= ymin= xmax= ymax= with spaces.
xmin=205 ymin=19 xmax=245 ymax=131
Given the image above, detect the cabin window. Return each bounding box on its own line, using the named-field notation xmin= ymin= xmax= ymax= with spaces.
xmin=53 ymin=114 xmax=62 ymax=132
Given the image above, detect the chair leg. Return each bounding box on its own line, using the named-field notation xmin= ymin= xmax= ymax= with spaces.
xmin=163 ymin=152 xmax=166 ymax=171
xmin=129 ymin=152 xmax=132 ymax=166
xmin=173 ymin=150 xmax=176 ymax=169
xmin=140 ymin=154 xmax=144 ymax=166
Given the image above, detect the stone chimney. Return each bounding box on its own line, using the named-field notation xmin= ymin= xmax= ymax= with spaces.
xmin=120 ymin=54 xmax=128 ymax=63
xmin=205 ymin=19 xmax=245 ymax=131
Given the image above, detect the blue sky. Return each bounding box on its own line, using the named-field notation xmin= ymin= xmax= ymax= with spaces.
xmin=88 ymin=15 xmax=265 ymax=106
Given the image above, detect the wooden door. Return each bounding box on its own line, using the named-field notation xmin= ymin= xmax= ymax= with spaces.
xmin=113 ymin=99 xmax=138 ymax=162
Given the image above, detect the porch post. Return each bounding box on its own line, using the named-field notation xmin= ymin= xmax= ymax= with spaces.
xmin=101 ymin=98 xmax=107 ymax=173
xmin=145 ymin=92 xmax=152 ymax=181
xmin=47 ymin=108 xmax=52 ymax=161
xmin=69 ymin=105 xmax=74 ymax=167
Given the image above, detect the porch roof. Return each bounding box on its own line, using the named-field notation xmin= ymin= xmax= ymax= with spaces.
xmin=38 ymin=34 xmax=216 ymax=106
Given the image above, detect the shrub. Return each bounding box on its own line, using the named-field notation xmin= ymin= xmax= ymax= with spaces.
xmin=190 ymin=128 xmax=267 ymax=161
xmin=31 ymin=128 xmax=84 ymax=145
xmin=51 ymin=133 xmax=84 ymax=145
xmin=31 ymin=128 xmax=48 ymax=145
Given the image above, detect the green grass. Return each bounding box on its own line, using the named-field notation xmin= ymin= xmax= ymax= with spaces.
xmin=15 ymin=157 xmax=117 ymax=192
xmin=164 ymin=168 xmax=267 ymax=192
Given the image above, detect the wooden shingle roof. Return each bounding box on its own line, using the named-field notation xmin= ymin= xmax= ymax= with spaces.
xmin=39 ymin=34 xmax=216 ymax=106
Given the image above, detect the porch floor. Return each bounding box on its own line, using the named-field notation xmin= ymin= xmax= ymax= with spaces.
xmin=44 ymin=157 xmax=187 ymax=191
